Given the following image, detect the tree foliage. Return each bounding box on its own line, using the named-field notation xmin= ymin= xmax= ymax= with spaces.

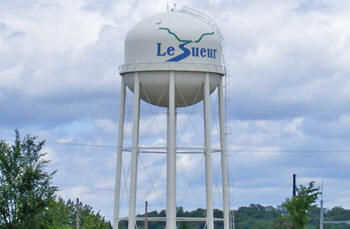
xmin=0 ymin=130 xmax=111 ymax=228
xmin=35 ymin=197 xmax=112 ymax=229
xmin=117 ymin=204 xmax=350 ymax=229
xmin=282 ymin=181 xmax=321 ymax=229
xmin=118 ymin=204 xmax=349 ymax=229
xmin=0 ymin=130 xmax=57 ymax=228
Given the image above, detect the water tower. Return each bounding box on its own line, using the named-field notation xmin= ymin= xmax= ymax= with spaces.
xmin=113 ymin=7 xmax=230 ymax=229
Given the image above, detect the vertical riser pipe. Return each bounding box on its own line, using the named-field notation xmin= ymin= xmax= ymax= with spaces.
xmin=128 ymin=73 xmax=140 ymax=229
xmin=204 ymin=73 xmax=214 ymax=229
xmin=219 ymin=77 xmax=230 ymax=229
xmin=113 ymin=79 xmax=126 ymax=229
xmin=166 ymin=71 xmax=177 ymax=229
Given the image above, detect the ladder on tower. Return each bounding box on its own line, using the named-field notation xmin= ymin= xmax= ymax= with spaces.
xmin=180 ymin=6 xmax=224 ymax=42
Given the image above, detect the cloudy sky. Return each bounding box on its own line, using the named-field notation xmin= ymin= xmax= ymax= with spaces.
xmin=1 ymin=0 xmax=350 ymax=222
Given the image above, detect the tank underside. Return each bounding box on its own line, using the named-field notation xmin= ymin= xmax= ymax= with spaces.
xmin=122 ymin=71 xmax=222 ymax=107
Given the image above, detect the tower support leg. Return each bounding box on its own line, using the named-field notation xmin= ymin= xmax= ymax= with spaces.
xmin=113 ymin=78 xmax=126 ymax=229
xmin=166 ymin=71 xmax=177 ymax=229
xmin=128 ymin=73 xmax=140 ymax=229
xmin=218 ymin=77 xmax=230 ymax=229
xmin=204 ymin=72 xmax=214 ymax=229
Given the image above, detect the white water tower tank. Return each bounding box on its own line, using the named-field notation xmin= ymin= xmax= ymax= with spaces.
xmin=114 ymin=7 xmax=230 ymax=229
xmin=119 ymin=9 xmax=225 ymax=107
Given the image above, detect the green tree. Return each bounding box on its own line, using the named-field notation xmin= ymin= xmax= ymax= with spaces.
xmin=34 ymin=197 xmax=72 ymax=228
xmin=71 ymin=199 xmax=111 ymax=229
xmin=0 ymin=130 xmax=57 ymax=228
xmin=282 ymin=181 xmax=321 ymax=229
xmin=35 ymin=197 xmax=112 ymax=229
xmin=272 ymin=216 xmax=291 ymax=229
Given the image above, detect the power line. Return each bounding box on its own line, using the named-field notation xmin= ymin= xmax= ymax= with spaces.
xmin=227 ymin=149 xmax=350 ymax=153
xmin=2 ymin=136 xmax=350 ymax=154
xmin=0 ymin=135 xmax=116 ymax=148
xmin=47 ymin=141 xmax=116 ymax=148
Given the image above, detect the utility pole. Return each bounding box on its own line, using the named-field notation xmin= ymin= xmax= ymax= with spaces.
xmin=292 ymin=174 xmax=296 ymax=229
xmin=230 ymin=210 xmax=234 ymax=229
xmin=76 ymin=198 xmax=80 ymax=229
xmin=145 ymin=201 xmax=148 ymax=229
xmin=293 ymin=174 xmax=296 ymax=197
xmin=320 ymin=182 xmax=324 ymax=229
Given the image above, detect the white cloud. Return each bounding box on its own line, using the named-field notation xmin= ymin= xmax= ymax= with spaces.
xmin=150 ymin=138 xmax=166 ymax=146
xmin=42 ymin=147 xmax=59 ymax=164
xmin=208 ymin=0 xmax=223 ymax=6
xmin=94 ymin=178 xmax=114 ymax=190
xmin=59 ymin=185 xmax=89 ymax=200
xmin=0 ymin=62 xmax=25 ymax=90
xmin=177 ymin=154 xmax=196 ymax=172
xmin=283 ymin=117 xmax=304 ymax=136
xmin=94 ymin=118 xmax=117 ymax=133
xmin=1 ymin=0 xmax=106 ymax=54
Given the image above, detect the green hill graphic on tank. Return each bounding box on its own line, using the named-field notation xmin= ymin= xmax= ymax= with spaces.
xmin=156 ymin=27 xmax=217 ymax=62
